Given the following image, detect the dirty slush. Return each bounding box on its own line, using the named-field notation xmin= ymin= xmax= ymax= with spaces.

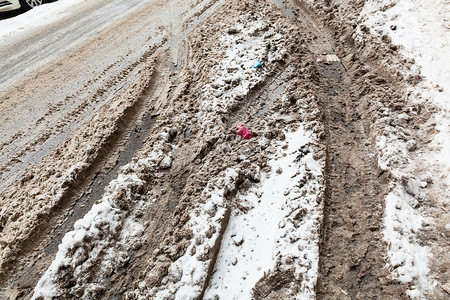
xmin=0 ymin=0 xmax=448 ymax=299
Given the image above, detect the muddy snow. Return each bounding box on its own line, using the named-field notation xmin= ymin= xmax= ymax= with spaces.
xmin=0 ymin=0 xmax=449 ymax=299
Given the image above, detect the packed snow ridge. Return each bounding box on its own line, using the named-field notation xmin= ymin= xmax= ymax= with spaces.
xmin=33 ymin=128 xmax=176 ymax=299
xmin=131 ymin=168 xmax=240 ymax=299
xmin=200 ymin=13 xmax=286 ymax=127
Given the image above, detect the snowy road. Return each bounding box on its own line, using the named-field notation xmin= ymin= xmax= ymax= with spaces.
xmin=0 ymin=0 xmax=212 ymax=192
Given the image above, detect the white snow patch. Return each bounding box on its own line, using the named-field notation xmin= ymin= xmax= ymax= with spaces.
xmin=205 ymin=127 xmax=324 ymax=300
xmin=360 ymin=0 xmax=450 ymax=109
xmin=33 ymin=175 xmax=147 ymax=299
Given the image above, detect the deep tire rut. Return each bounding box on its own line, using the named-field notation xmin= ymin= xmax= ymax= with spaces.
xmin=276 ymin=0 xmax=409 ymax=298
xmin=317 ymin=61 xmax=406 ymax=299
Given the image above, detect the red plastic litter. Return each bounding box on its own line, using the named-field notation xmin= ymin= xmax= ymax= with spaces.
xmin=236 ymin=123 xmax=252 ymax=139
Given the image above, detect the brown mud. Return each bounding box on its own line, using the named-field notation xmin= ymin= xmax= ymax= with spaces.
xmin=0 ymin=0 xmax=227 ymax=296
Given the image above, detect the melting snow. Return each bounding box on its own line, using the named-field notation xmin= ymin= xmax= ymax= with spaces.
xmin=151 ymin=169 xmax=239 ymax=299
xmin=205 ymin=127 xmax=324 ymax=300
xmin=360 ymin=0 xmax=450 ymax=297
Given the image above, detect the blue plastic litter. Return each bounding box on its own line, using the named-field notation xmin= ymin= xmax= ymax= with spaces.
xmin=253 ymin=60 xmax=262 ymax=68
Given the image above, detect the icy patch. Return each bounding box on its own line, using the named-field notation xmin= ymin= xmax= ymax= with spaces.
xmin=205 ymin=127 xmax=324 ymax=300
xmin=32 ymin=128 xmax=175 ymax=299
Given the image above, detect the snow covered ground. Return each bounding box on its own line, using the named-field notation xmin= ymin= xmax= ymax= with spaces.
xmin=31 ymin=11 xmax=319 ymax=299
xmin=359 ymin=0 xmax=450 ymax=297
xmin=5 ymin=0 xmax=448 ymax=298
